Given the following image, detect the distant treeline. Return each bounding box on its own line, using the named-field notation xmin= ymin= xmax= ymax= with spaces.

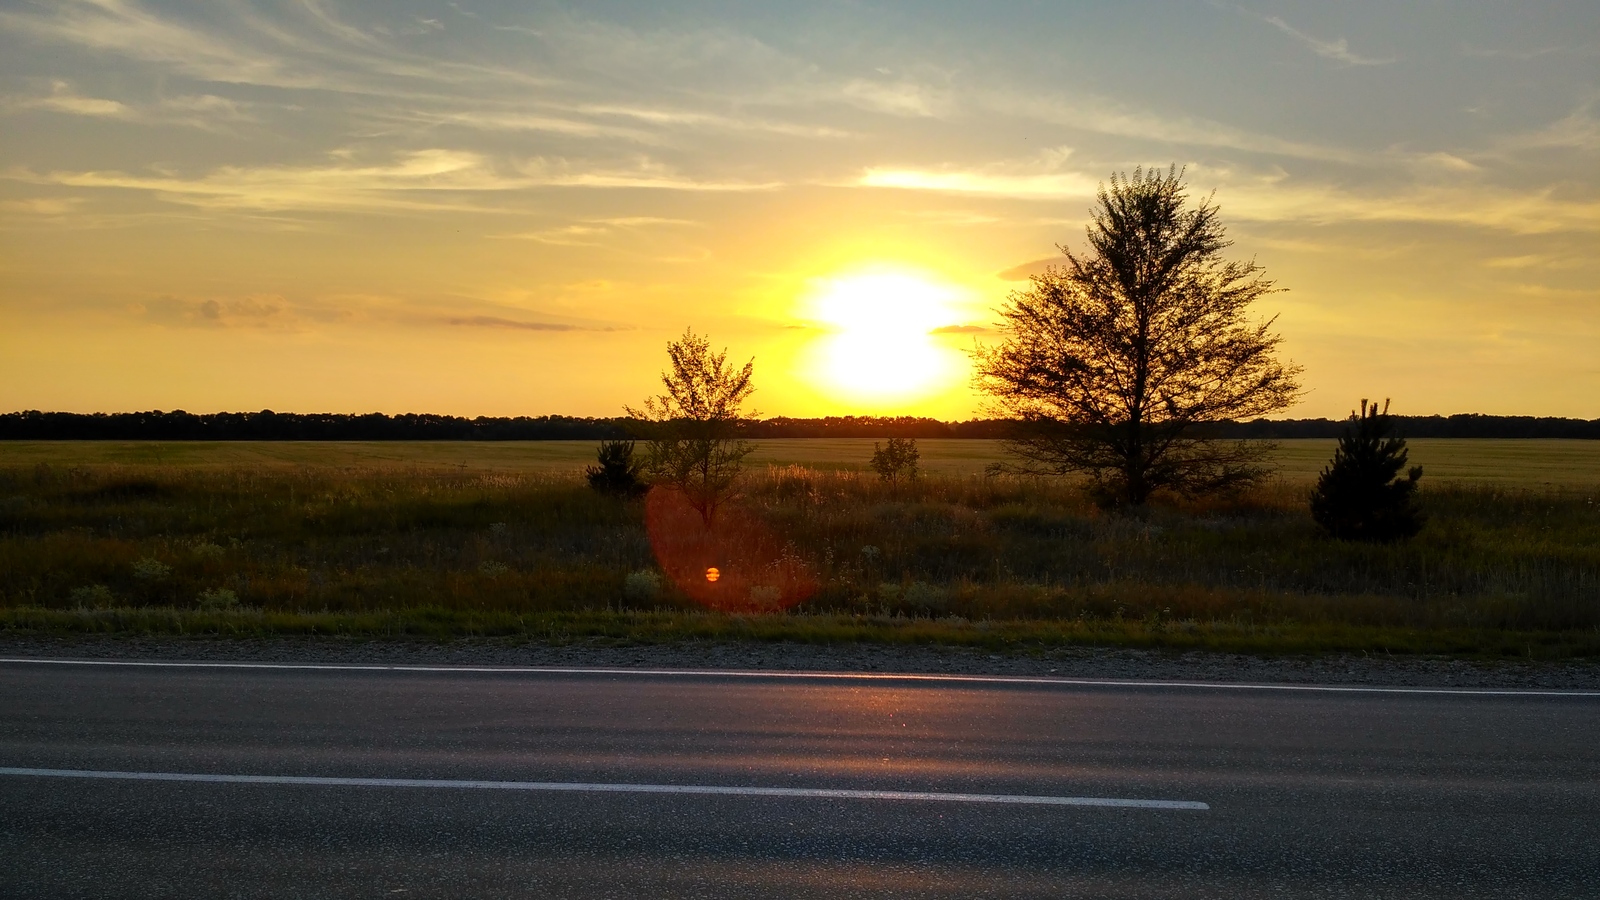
xmin=1 ymin=410 xmax=1597 ymax=441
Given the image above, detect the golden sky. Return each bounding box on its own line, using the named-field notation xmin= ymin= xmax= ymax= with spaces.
xmin=2 ymin=1 xmax=1597 ymax=419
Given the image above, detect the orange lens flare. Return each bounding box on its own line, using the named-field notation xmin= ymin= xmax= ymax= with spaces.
xmin=643 ymin=488 xmax=817 ymax=613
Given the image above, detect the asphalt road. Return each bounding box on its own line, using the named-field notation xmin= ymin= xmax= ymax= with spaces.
xmin=2 ymin=660 xmax=1597 ymax=899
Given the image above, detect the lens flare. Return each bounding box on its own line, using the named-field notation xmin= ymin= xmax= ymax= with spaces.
xmin=643 ymin=488 xmax=817 ymax=612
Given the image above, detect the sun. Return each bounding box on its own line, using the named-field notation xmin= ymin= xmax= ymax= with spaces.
xmin=797 ymin=268 xmax=970 ymax=407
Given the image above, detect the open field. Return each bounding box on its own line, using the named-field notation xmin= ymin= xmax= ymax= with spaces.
xmin=3 ymin=438 xmax=1600 ymax=485
xmin=2 ymin=448 xmax=1597 ymax=657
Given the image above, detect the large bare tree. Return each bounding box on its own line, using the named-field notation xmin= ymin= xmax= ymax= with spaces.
xmin=975 ymin=167 xmax=1302 ymax=506
xmin=627 ymin=328 xmax=756 ymax=524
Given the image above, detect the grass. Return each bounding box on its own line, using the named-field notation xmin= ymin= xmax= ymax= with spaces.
xmin=3 ymin=438 xmax=1600 ymax=484
xmin=1 ymin=447 xmax=1597 ymax=659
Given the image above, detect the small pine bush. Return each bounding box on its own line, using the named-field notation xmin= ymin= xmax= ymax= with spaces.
xmin=870 ymin=437 xmax=920 ymax=483
xmin=1310 ymin=399 xmax=1425 ymax=542
xmin=586 ymin=440 xmax=648 ymax=497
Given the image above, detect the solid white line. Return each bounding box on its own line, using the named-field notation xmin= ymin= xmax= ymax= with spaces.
xmin=0 ymin=657 xmax=1595 ymax=697
xmin=0 ymin=767 xmax=1208 ymax=810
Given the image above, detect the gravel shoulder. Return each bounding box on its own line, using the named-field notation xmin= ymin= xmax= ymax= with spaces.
xmin=3 ymin=635 xmax=1599 ymax=690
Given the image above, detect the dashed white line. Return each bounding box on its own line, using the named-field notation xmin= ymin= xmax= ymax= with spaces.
xmin=0 ymin=657 xmax=1594 ymax=697
xmin=0 ymin=767 xmax=1209 ymax=810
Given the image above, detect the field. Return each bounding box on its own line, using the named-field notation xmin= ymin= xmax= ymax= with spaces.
xmin=2 ymin=439 xmax=1597 ymax=657
xmin=3 ymin=438 xmax=1600 ymax=484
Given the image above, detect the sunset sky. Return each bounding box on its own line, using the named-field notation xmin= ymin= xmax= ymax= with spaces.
xmin=2 ymin=1 xmax=1597 ymax=419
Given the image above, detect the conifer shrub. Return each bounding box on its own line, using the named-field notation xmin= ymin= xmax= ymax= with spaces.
xmin=1310 ymin=399 xmax=1425 ymax=542
xmin=585 ymin=440 xmax=648 ymax=497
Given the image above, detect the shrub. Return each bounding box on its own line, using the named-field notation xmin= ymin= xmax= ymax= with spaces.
xmin=131 ymin=557 xmax=171 ymax=580
xmin=1310 ymin=399 xmax=1425 ymax=542
xmin=69 ymin=584 xmax=116 ymax=607
xmin=904 ymin=581 xmax=949 ymax=613
xmin=586 ymin=440 xmax=648 ymax=497
xmin=624 ymin=570 xmax=663 ymax=603
xmin=870 ymin=438 xmax=920 ymax=483
xmin=196 ymin=588 xmax=240 ymax=611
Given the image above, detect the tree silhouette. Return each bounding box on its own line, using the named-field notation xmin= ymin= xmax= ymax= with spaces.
xmin=627 ymin=328 xmax=756 ymax=525
xmin=585 ymin=439 xmax=648 ymax=497
xmin=869 ymin=437 xmax=920 ymax=483
xmin=1310 ymin=399 xmax=1425 ymax=542
xmin=975 ymin=166 xmax=1302 ymax=506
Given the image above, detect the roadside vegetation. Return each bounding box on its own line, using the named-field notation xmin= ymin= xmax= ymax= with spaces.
xmin=1 ymin=462 xmax=1596 ymax=658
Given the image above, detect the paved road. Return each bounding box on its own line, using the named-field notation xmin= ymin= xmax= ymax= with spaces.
xmin=2 ymin=660 xmax=1597 ymax=898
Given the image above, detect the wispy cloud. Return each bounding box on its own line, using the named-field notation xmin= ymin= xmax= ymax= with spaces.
xmin=4 ymin=150 xmax=779 ymax=215
xmin=1220 ymin=178 xmax=1600 ymax=235
xmin=494 ymin=216 xmax=697 ymax=245
xmin=446 ymin=315 xmax=624 ymax=332
xmin=981 ymin=92 xmax=1361 ymax=163
xmin=861 ymin=168 xmax=1095 ymax=198
xmin=859 ymin=145 xmax=1097 ymax=199
xmin=1257 ymin=13 xmax=1393 ymax=67
xmin=3 ymin=80 xmax=254 ymax=131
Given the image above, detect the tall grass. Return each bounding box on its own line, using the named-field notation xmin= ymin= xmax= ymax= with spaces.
xmin=1 ymin=462 xmax=1596 ymax=651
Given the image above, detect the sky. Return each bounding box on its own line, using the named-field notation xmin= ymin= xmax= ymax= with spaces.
xmin=1 ymin=0 xmax=1597 ymax=419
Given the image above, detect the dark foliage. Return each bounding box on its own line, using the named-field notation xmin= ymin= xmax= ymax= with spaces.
xmin=585 ymin=440 xmax=648 ymax=497
xmin=626 ymin=329 xmax=756 ymax=525
xmin=1311 ymin=400 xmax=1425 ymax=542
xmin=976 ymin=166 xmax=1302 ymax=505
xmin=2 ymin=409 xmax=1595 ymax=441
xmin=869 ymin=437 xmax=921 ymax=483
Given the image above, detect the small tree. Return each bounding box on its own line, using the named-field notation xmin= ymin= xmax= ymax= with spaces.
xmin=586 ymin=439 xmax=648 ymax=497
xmin=626 ymin=328 xmax=756 ymax=525
xmin=975 ymin=166 xmax=1302 ymax=506
xmin=870 ymin=437 xmax=920 ymax=483
xmin=1310 ymin=399 xmax=1424 ymax=542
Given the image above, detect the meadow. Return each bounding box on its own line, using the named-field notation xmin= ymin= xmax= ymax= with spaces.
xmin=1 ymin=439 xmax=1597 ymax=657
xmin=3 ymin=438 xmax=1600 ymax=483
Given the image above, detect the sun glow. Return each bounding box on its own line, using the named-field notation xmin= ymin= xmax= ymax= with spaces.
xmin=797 ymin=269 xmax=971 ymax=408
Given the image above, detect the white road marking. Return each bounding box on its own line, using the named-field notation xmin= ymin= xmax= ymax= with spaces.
xmin=0 ymin=767 xmax=1208 ymax=810
xmin=0 ymin=657 xmax=1594 ymax=697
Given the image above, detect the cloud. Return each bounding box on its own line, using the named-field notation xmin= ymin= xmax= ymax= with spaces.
xmin=139 ymin=294 xmax=305 ymax=329
xmin=839 ymin=78 xmax=950 ymax=118
xmin=3 ymin=151 xmax=776 ymax=216
xmin=494 ymin=216 xmax=697 ymax=245
xmin=1496 ymin=98 xmax=1600 ymax=153
xmin=981 ymin=92 xmax=1360 ymax=163
xmin=4 ymin=149 xmax=513 ymax=213
xmin=859 ymin=145 xmax=1096 ymax=199
xmin=1218 ymin=177 xmax=1600 ymax=234
xmin=446 ymin=315 xmax=622 ymax=332
xmin=0 ymin=0 xmax=303 ymax=89
xmin=0 ymin=197 xmax=86 ymax=216
xmin=517 ymin=157 xmax=781 ymax=192
xmin=929 ymin=324 xmax=992 ymax=334
xmin=995 ymin=258 xmax=1061 ymax=281
xmin=3 ymin=81 xmax=255 ymax=130
xmin=1258 ymin=14 xmax=1393 ymax=66
xmin=861 ymin=168 xmax=1096 ymax=198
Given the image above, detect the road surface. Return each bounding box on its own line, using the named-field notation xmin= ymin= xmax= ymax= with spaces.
xmin=2 ymin=659 xmax=1597 ymax=898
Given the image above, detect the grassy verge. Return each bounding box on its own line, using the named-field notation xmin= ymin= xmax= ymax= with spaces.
xmin=2 ymin=461 xmax=1596 ymax=659
xmin=4 ymin=606 xmax=1597 ymax=660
